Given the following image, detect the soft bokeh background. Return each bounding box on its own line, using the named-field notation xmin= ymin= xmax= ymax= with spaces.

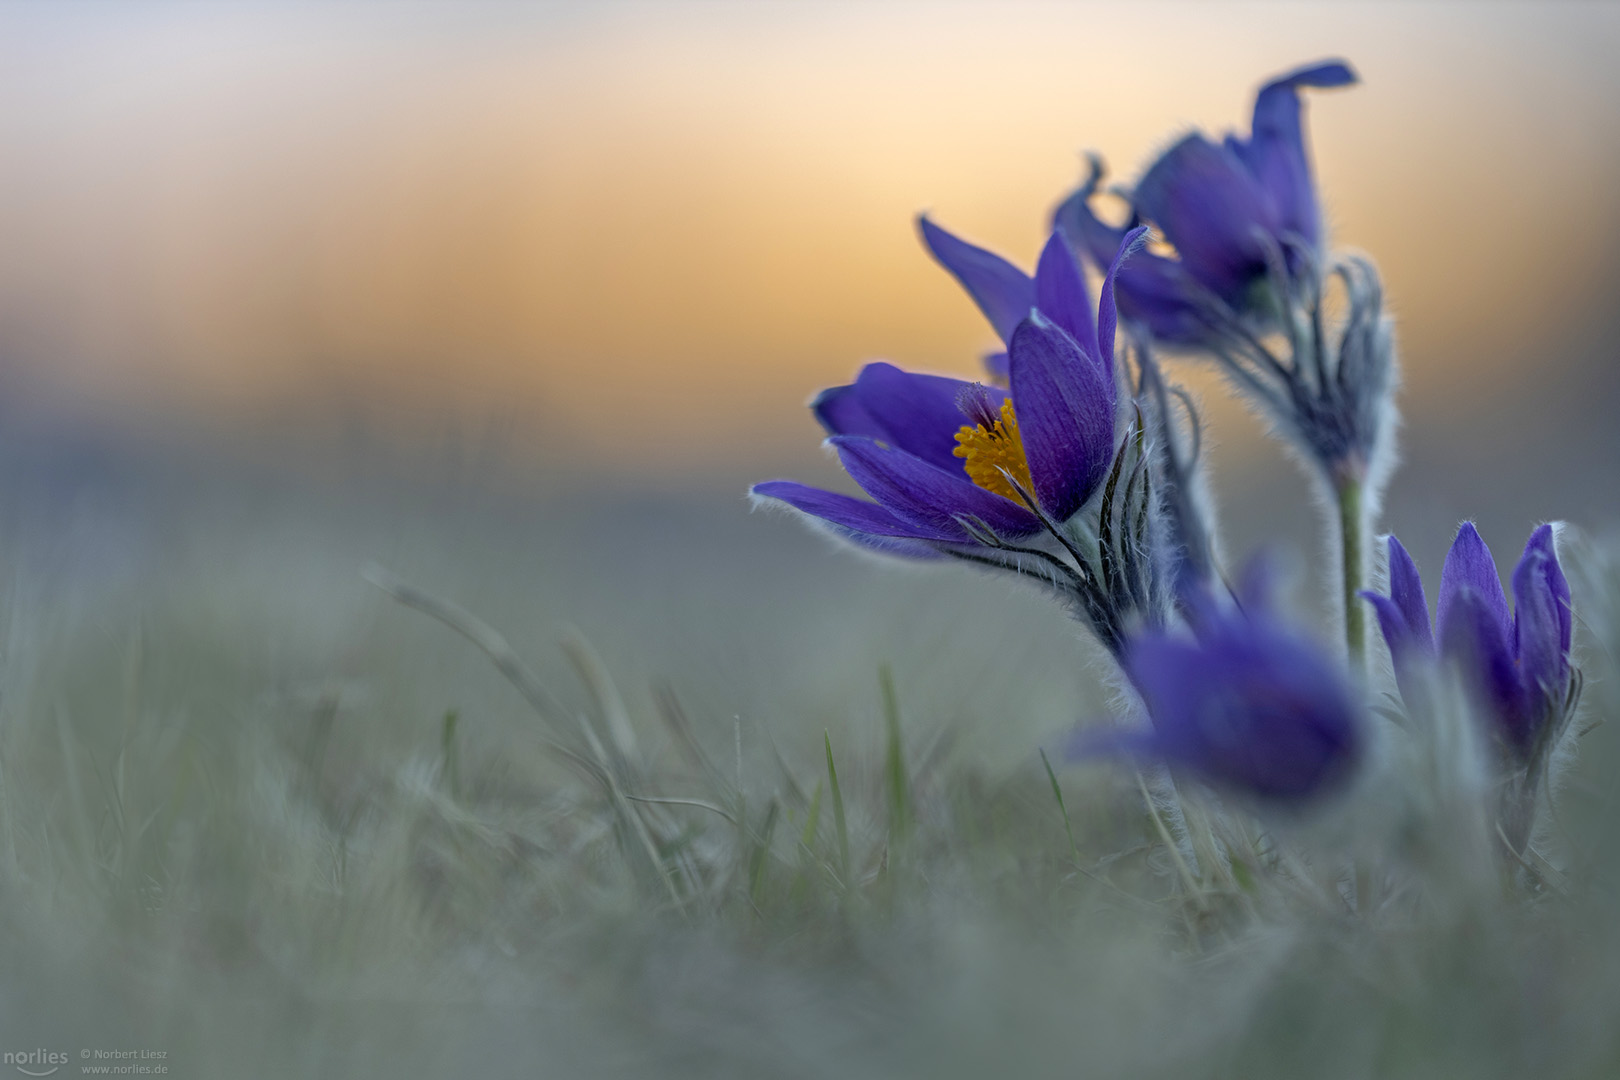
xmin=4 ymin=0 xmax=1619 ymax=748
xmin=3 ymin=4 xmax=1620 ymax=1074
xmin=4 ymin=0 xmax=1619 ymax=507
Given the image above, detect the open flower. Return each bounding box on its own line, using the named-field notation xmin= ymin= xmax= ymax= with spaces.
xmin=753 ymin=225 xmax=1144 ymax=553
xmin=1054 ymin=59 xmax=1357 ymax=344
xmin=753 ymin=225 xmax=1157 ymax=652
xmin=1362 ymin=523 xmax=1575 ymax=761
xmin=1083 ymin=575 xmax=1363 ymax=802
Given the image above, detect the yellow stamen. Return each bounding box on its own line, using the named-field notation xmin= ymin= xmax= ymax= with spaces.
xmin=953 ymin=399 xmax=1034 ymax=501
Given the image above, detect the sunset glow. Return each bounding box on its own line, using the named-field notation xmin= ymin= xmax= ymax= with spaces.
xmin=3 ymin=3 xmax=1617 ymax=478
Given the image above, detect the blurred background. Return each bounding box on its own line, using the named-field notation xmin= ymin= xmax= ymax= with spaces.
xmin=1 ymin=0 xmax=1618 ymax=751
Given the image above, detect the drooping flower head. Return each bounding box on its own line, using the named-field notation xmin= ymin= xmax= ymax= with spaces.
xmin=1083 ymin=570 xmax=1364 ymax=802
xmin=1055 ymin=60 xmax=1357 ymax=344
xmin=1362 ymin=523 xmax=1575 ymax=761
xmin=1056 ymin=58 xmax=1392 ymax=655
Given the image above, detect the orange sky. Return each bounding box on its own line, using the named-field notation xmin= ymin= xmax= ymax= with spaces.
xmin=2 ymin=2 xmax=1618 ymax=482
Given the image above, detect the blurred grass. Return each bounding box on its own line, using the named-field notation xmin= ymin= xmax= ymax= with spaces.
xmin=0 ymin=469 xmax=1616 ymax=1078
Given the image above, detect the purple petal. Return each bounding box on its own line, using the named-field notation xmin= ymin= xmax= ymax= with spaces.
xmin=830 ymin=436 xmax=1041 ymax=540
xmin=858 ymin=362 xmax=1006 ymax=474
xmin=1096 ymin=225 xmax=1151 ymax=373
xmin=814 ymin=363 xmax=1007 ymax=475
xmin=1051 ymin=156 xmax=1131 ymax=267
xmin=1386 ymin=535 xmax=1434 ymax=655
xmin=1437 ymin=522 xmax=1510 ymax=653
xmin=1112 ymin=252 xmax=1211 ymax=344
xmin=1110 ymin=255 xmax=1210 ymax=344
xmin=1053 ymin=168 xmax=1208 ymax=346
xmin=811 ymin=384 xmax=884 ymax=440
xmin=1264 ymin=59 xmax=1358 ymax=91
xmin=1362 ymin=537 xmax=1435 ymax=706
xmin=1124 ymin=616 xmax=1360 ymax=800
xmin=1363 ymin=592 xmax=1418 ymax=668
xmin=750 ymin=481 xmax=952 ymax=560
xmin=1441 ymin=586 xmax=1531 ymax=752
xmin=1007 ymin=312 xmax=1116 ymax=521
xmin=1512 ymin=551 xmax=1564 ymax=704
xmin=917 ymin=216 xmax=1034 ymax=344
xmin=752 ymin=480 xmax=956 ymax=542
xmin=1519 ymin=524 xmax=1572 ymax=660
xmin=1034 ymin=230 xmax=1096 ymax=365
xmin=1232 ymin=60 xmax=1357 ymax=249
xmin=981 ymin=350 xmax=1010 ymax=384
xmin=1512 ymin=529 xmax=1571 ymax=702
xmin=1132 ymin=134 xmax=1276 ymax=303
xmin=1123 ymin=635 xmax=1213 ymax=743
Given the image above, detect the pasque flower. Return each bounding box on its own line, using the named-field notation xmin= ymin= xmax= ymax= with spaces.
xmin=1054 ymin=60 xmax=1357 ymax=343
xmin=1086 ymin=574 xmax=1363 ymax=802
xmin=754 ymin=223 xmax=1138 ymax=542
xmin=1362 ymin=523 xmax=1575 ymax=761
xmin=1056 ymin=59 xmax=1388 ymax=671
xmin=753 ymin=223 xmax=1159 ymax=650
xmin=1050 ymin=59 xmax=1386 ymax=479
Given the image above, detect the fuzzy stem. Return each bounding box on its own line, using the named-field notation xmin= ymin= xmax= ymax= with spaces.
xmin=1139 ymin=763 xmax=1201 ymax=882
xmin=1335 ymin=474 xmax=1366 ymax=670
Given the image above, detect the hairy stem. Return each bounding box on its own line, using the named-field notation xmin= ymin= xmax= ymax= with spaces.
xmin=1335 ymin=475 xmax=1366 ymax=670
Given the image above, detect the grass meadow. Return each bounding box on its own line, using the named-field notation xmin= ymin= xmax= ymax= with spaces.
xmin=0 ymin=460 xmax=1616 ymax=1079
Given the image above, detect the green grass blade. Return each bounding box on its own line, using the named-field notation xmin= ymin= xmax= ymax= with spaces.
xmin=800 ymin=779 xmax=823 ymax=850
xmin=440 ymin=709 xmax=461 ymax=800
xmin=748 ymin=797 xmax=780 ymax=903
xmin=824 ymin=730 xmax=850 ymax=880
xmin=1040 ymin=748 xmax=1080 ymax=862
xmin=880 ymin=665 xmax=910 ymax=843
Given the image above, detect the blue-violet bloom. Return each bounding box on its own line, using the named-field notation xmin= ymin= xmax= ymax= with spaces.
xmin=1055 ymin=59 xmax=1357 ymax=344
xmin=1362 ymin=523 xmax=1575 ymax=762
xmin=1087 ymin=576 xmax=1363 ymax=801
xmin=753 ymin=225 xmax=1141 ymax=549
xmin=752 ymin=225 xmax=1152 ymax=650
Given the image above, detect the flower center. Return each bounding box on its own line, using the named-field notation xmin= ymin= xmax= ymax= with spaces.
xmin=953 ymin=399 xmax=1034 ymax=502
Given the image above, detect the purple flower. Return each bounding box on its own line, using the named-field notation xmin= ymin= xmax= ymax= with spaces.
xmin=753 ymin=225 xmax=1145 ymax=552
xmin=1362 ymin=523 xmax=1574 ymax=759
xmin=1087 ymin=577 xmax=1363 ymax=801
xmin=1054 ymin=60 xmax=1357 ymax=345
